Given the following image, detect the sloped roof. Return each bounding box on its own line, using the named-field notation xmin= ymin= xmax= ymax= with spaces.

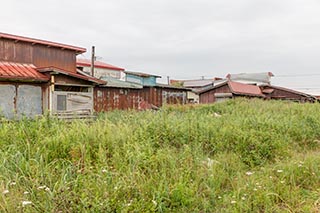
xmin=228 ymin=81 xmax=264 ymax=97
xmin=0 ymin=61 xmax=49 ymax=82
xmin=0 ymin=32 xmax=86 ymax=54
xmin=198 ymin=80 xmax=264 ymax=97
xmin=77 ymin=59 xmax=124 ymax=71
xmin=261 ymin=85 xmax=316 ymax=98
xmin=125 ymin=71 xmax=161 ymax=78
xmin=37 ymin=66 xmax=106 ymax=85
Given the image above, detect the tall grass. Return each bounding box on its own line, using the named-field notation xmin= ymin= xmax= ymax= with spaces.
xmin=0 ymin=99 xmax=319 ymax=212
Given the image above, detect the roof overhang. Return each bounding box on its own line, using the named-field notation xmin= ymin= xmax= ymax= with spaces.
xmin=37 ymin=66 xmax=106 ymax=85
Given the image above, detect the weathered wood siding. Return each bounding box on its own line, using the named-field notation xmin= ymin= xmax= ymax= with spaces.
xmin=261 ymin=86 xmax=314 ymax=102
xmin=0 ymin=38 xmax=76 ymax=72
xmin=199 ymin=84 xmax=231 ymax=104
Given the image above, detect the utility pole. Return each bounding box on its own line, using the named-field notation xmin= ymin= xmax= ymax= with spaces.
xmin=91 ymin=46 xmax=95 ymax=77
xmin=167 ymin=76 xmax=170 ymax=85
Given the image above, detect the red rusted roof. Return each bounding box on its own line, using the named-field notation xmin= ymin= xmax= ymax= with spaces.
xmin=198 ymin=80 xmax=264 ymax=97
xmin=228 ymin=81 xmax=263 ymax=97
xmin=0 ymin=61 xmax=49 ymax=82
xmin=0 ymin=32 xmax=86 ymax=54
xmin=37 ymin=66 xmax=106 ymax=85
xmin=77 ymin=59 xmax=125 ymax=71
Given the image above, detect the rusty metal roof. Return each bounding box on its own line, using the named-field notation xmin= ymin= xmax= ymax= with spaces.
xmin=77 ymin=59 xmax=124 ymax=71
xmin=0 ymin=32 xmax=86 ymax=54
xmin=198 ymin=80 xmax=264 ymax=97
xmin=37 ymin=66 xmax=106 ymax=85
xmin=228 ymin=81 xmax=264 ymax=97
xmin=0 ymin=61 xmax=49 ymax=82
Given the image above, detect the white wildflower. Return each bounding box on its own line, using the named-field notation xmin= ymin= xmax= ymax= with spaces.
xmin=241 ymin=197 xmax=246 ymax=200
xmin=9 ymin=182 xmax=16 ymax=186
xmin=280 ymin=180 xmax=285 ymax=184
xmin=245 ymin=171 xmax=254 ymax=176
xmin=38 ymin=185 xmax=46 ymax=190
xmin=253 ymin=188 xmax=257 ymax=191
xmin=214 ymin=112 xmax=221 ymax=117
xmin=22 ymin=201 xmax=32 ymax=207
xmin=231 ymin=200 xmax=236 ymax=204
xmin=102 ymin=169 xmax=107 ymax=173
xmin=152 ymin=200 xmax=157 ymax=206
xmin=2 ymin=189 xmax=9 ymax=195
xmin=277 ymin=169 xmax=283 ymax=173
xmin=269 ymin=176 xmax=273 ymax=179
xmin=207 ymin=158 xmax=214 ymax=167
xmin=218 ymin=196 xmax=222 ymax=199
xmin=45 ymin=187 xmax=50 ymax=192
xmin=23 ymin=191 xmax=29 ymax=195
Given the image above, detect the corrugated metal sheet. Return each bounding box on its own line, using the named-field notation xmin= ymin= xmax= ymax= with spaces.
xmin=94 ymin=86 xmax=188 ymax=112
xmin=0 ymin=85 xmax=15 ymax=118
xmin=17 ymin=85 xmax=43 ymax=117
xmin=0 ymin=61 xmax=49 ymax=82
xmin=0 ymin=83 xmax=45 ymax=119
xmin=228 ymin=81 xmax=264 ymax=97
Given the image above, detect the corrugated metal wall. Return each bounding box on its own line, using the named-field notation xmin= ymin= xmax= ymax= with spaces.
xmin=94 ymin=87 xmax=187 ymax=112
xmin=0 ymin=83 xmax=44 ymax=118
xmin=0 ymin=85 xmax=15 ymax=118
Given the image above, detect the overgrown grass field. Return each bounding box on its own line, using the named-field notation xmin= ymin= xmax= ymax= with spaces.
xmin=0 ymin=99 xmax=320 ymax=212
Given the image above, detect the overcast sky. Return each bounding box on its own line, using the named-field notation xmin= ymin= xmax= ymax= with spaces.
xmin=2 ymin=0 xmax=320 ymax=92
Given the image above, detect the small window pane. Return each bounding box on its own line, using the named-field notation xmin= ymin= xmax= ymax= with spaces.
xmin=57 ymin=95 xmax=67 ymax=111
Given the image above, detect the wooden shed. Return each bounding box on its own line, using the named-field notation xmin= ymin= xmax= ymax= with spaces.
xmin=260 ymin=85 xmax=316 ymax=102
xmin=198 ymin=81 xmax=264 ymax=104
xmin=0 ymin=32 xmax=104 ymax=118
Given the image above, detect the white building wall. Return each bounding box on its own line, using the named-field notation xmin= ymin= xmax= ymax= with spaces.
xmin=82 ymin=66 xmax=122 ymax=79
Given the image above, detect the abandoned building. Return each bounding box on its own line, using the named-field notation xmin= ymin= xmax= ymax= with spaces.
xmin=0 ymin=32 xmax=105 ymax=119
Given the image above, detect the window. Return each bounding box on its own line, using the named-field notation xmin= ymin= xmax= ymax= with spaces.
xmin=57 ymin=95 xmax=67 ymax=111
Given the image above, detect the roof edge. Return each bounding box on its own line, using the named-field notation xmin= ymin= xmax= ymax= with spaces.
xmin=0 ymin=32 xmax=86 ymax=54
